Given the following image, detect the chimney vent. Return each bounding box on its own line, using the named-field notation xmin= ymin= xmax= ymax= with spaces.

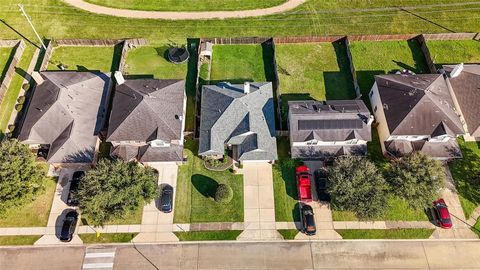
xmin=244 ymin=82 xmax=250 ymax=94
xmin=450 ymin=63 xmax=464 ymax=78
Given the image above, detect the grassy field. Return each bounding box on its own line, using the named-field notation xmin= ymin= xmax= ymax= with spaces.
xmin=337 ymin=229 xmax=434 ymax=239
xmin=79 ymin=233 xmax=137 ymax=243
xmin=349 ymin=40 xmax=429 ymax=99
xmin=0 ymin=176 xmax=56 ymax=227
xmin=273 ymin=137 xmax=301 ymax=222
xmin=277 ymin=229 xmax=299 ymax=240
xmin=427 ymin=40 xmax=480 ymax=67
xmin=47 ymin=46 xmax=118 ymax=72
xmin=174 ymin=139 xmax=244 ymax=223
xmin=0 ymin=47 xmax=13 ymax=82
xmin=84 ymin=0 xmax=285 ymax=11
xmin=0 ymin=235 xmax=42 ymax=246
xmin=125 ymin=45 xmax=187 ymax=79
xmin=174 ymin=230 xmax=242 ymax=241
xmin=449 ymin=138 xmax=480 ymax=219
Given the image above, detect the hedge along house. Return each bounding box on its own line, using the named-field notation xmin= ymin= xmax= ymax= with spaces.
xmin=369 ymin=74 xmax=464 ymax=160
xmin=17 ymin=71 xmax=111 ymax=166
xmin=443 ymin=64 xmax=480 ymax=142
xmin=106 ymin=75 xmax=186 ymax=165
xmin=198 ymin=82 xmax=278 ymax=164
xmin=288 ymin=100 xmax=373 ymax=160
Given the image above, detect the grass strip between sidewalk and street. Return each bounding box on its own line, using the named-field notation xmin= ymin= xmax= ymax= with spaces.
xmin=174 ymin=230 xmax=242 ymax=241
xmin=337 ymin=229 xmax=434 ymax=239
xmin=277 ymin=229 xmax=299 ymax=240
xmin=79 ymin=233 xmax=138 ymax=243
xmin=0 ymin=235 xmax=42 ymax=246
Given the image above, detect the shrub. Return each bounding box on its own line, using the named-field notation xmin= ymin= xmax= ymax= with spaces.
xmin=215 ymin=184 xmax=233 ymax=203
xmin=7 ymin=125 xmax=15 ymax=132
xmin=15 ymin=104 xmax=23 ymax=111
xmin=22 ymin=83 xmax=30 ymax=91
xmin=17 ymin=96 xmax=25 ymax=104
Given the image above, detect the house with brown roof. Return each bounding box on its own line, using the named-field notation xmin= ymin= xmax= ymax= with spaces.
xmin=369 ymin=74 xmax=464 ymax=160
xmin=443 ymin=64 xmax=480 ymax=141
xmin=288 ymin=100 xmax=373 ymax=159
xmin=106 ymin=78 xmax=186 ymax=165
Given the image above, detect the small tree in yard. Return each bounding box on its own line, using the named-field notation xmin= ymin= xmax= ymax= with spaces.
xmin=328 ymin=156 xmax=387 ymax=219
xmin=77 ymin=159 xmax=157 ymax=227
xmin=0 ymin=140 xmax=45 ymax=215
xmin=389 ymin=152 xmax=445 ymax=209
xmin=215 ymin=184 xmax=233 ymax=203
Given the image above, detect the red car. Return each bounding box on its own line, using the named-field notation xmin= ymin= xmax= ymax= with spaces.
xmin=432 ymin=199 xmax=452 ymax=229
xmin=296 ymin=166 xmax=312 ymax=202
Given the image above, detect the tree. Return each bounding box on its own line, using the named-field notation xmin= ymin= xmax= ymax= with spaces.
xmin=0 ymin=140 xmax=45 ymax=215
xmin=328 ymin=156 xmax=387 ymax=219
xmin=77 ymin=159 xmax=158 ymax=226
xmin=215 ymin=184 xmax=233 ymax=203
xmin=388 ymin=152 xmax=445 ymax=209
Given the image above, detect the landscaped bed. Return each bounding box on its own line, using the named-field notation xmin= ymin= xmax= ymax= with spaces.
xmin=174 ymin=230 xmax=242 ymax=241
xmin=349 ymin=40 xmax=429 ymax=99
xmin=47 ymin=46 xmax=118 ymax=72
xmin=427 ymin=40 xmax=480 ymax=67
xmin=337 ymin=229 xmax=434 ymax=239
xmin=174 ymin=139 xmax=244 ymax=223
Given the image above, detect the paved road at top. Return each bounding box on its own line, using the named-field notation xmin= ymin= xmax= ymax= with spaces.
xmin=2 ymin=240 xmax=480 ymax=269
xmin=63 ymin=0 xmax=307 ymax=20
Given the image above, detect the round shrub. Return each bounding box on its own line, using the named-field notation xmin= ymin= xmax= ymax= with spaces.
xmin=22 ymin=83 xmax=30 ymax=91
xmin=15 ymin=103 xmax=23 ymax=111
xmin=17 ymin=96 xmax=25 ymax=104
xmin=7 ymin=124 xmax=15 ymax=132
xmin=215 ymin=184 xmax=233 ymax=203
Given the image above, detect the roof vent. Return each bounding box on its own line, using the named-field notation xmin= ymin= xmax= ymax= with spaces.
xmin=450 ymin=63 xmax=464 ymax=78
xmin=244 ymin=82 xmax=250 ymax=94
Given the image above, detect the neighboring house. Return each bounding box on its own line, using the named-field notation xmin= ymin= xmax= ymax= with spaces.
xmin=443 ymin=64 xmax=480 ymax=141
xmin=198 ymin=82 xmax=278 ymax=163
xmin=18 ymin=71 xmax=111 ymax=165
xmin=106 ymin=79 xmax=186 ymax=165
xmin=369 ymin=74 xmax=464 ymax=159
xmin=288 ymin=100 xmax=373 ymax=159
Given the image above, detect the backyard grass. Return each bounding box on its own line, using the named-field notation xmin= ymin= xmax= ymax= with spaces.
xmin=0 ymin=175 xmax=56 ymax=227
xmin=449 ymin=138 xmax=480 ymax=219
xmin=427 ymin=40 xmax=480 ymax=67
xmin=174 ymin=139 xmax=244 ymax=223
xmin=277 ymin=229 xmax=299 ymax=240
xmin=125 ymin=45 xmax=187 ymax=79
xmin=273 ymin=137 xmax=301 ymax=222
xmin=174 ymin=230 xmax=242 ymax=241
xmin=349 ymin=40 xmax=429 ymax=100
xmin=79 ymin=233 xmax=137 ymax=243
xmin=0 ymin=47 xmax=13 ymax=82
xmin=337 ymin=229 xmax=434 ymax=239
xmin=47 ymin=46 xmax=118 ymax=72
xmin=84 ymin=0 xmax=285 ymax=11
xmin=332 ymin=196 xmax=428 ymax=221
xmin=0 ymin=235 xmax=42 ymax=246
xmin=275 ymin=41 xmax=356 ymax=123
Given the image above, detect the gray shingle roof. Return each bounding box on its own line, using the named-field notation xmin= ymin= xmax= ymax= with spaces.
xmin=199 ymin=82 xmax=277 ymax=161
xmin=374 ymin=74 xmax=464 ymax=136
xmin=385 ymin=139 xmax=461 ymax=159
xmin=18 ymin=71 xmax=111 ymax=163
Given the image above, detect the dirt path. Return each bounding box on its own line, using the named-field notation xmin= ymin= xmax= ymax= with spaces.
xmin=63 ymin=0 xmax=307 ymax=20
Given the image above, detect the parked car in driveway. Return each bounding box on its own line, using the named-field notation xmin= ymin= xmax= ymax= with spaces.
xmin=296 ymin=166 xmax=312 ymax=202
xmin=300 ymin=204 xmax=316 ymax=236
xmin=67 ymin=171 xmax=84 ymax=207
xmin=432 ymin=199 xmax=452 ymax=229
xmin=160 ymin=185 xmax=174 ymax=213
xmin=314 ymin=168 xmax=330 ymax=202
xmin=59 ymin=210 xmax=78 ymax=242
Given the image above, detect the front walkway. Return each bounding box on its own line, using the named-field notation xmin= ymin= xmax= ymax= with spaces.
xmin=63 ymin=0 xmax=306 ymax=20
xmin=237 ymin=163 xmax=283 ymax=241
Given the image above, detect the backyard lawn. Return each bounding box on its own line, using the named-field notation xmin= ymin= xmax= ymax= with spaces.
xmin=0 ymin=47 xmax=13 ymax=82
xmin=337 ymin=229 xmax=434 ymax=239
xmin=125 ymin=45 xmax=187 ymax=79
xmin=449 ymin=138 xmax=480 ymax=219
xmin=349 ymin=40 xmax=429 ymax=100
xmin=427 ymin=40 xmax=480 ymax=67
xmin=47 ymin=46 xmax=119 ymax=72
xmin=174 ymin=139 xmax=244 ymax=223
xmin=0 ymin=175 xmax=56 ymax=227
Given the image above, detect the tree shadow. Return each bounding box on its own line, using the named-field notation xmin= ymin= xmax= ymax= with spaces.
xmin=63 ymin=147 xmax=96 ymax=163
xmin=191 ymin=174 xmax=218 ymax=198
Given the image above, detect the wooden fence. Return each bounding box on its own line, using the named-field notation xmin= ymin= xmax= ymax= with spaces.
xmin=0 ymin=40 xmax=26 ymax=105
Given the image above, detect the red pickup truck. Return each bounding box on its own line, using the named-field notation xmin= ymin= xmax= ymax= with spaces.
xmin=296 ymin=165 xmax=312 ymax=202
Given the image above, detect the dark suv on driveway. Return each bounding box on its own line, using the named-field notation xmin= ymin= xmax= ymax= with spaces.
xmin=300 ymin=204 xmax=316 ymax=236
xmin=160 ymin=185 xmax=174 ymax=213
xmin=59 ymin=210 xmax=78 ymax=242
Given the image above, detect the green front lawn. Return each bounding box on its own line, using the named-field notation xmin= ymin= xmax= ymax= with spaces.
xmin=174 ymin=139 xmax=244 ymax=223
xmin=427 ymin=40 xmax=480 ymax=67
xmin=277 ymin=229 xmax=299 ymax=240
xmin=125 ymin=45 xmax=187 ymax=79
xmin=349 ymin=40 xmax=429 ymax=100
xmin=84 ymin=0 xmax=285 ymax=11
xmin=337 ymin=229 xmax=434 ymax=239
xmin=0 ymin=176 xmax=56 ymax=227
xmin=0 ymin=47 xmax=13 ymax=82
xmin=47 ymin=46 xmax=118 ymax=72
xmin=174 ymin=230 xmax=242 ymax=241
xmin=0 ymin=235 xmax=42 ymax=246
xmin=449 ymin=138 xmax=480 ymax=219
xmin=79 ymin=233 xmax=137 ymax=243
xmin=273 ymin=137 xmax=301 ymax=222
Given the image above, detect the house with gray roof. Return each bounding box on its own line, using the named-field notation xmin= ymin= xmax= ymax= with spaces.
xmin=106 ymin=78 xmax=186 ymax=164
xmin=369 ymin=73 xmax=464 ymax=160
xmin=443 ymin=64 xmax=480 ymax=141
xmin=288 ymin=100 xmax=373 ymax=159
xmin=199 ymin=82 xmax=277 ymax=163
xmin=18 ymin=71 xmax=111 ymax=164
